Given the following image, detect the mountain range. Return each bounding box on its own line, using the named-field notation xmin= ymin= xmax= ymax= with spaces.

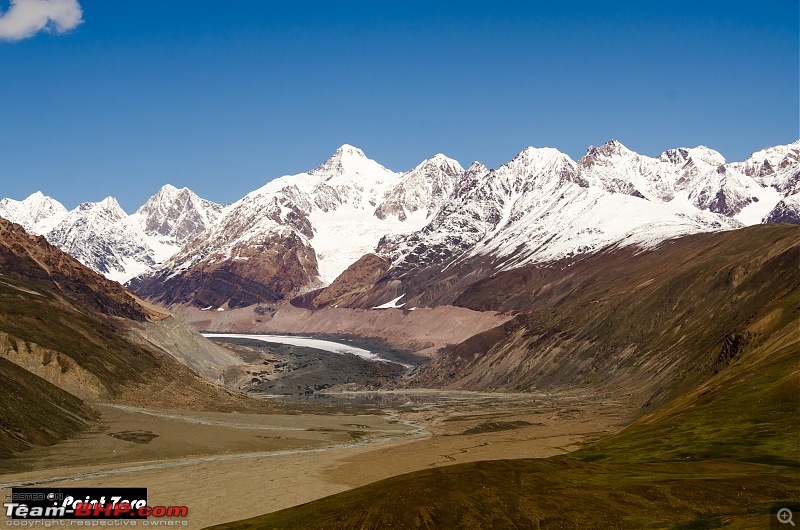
xmin=1 ymin=140 xmax=798 ymax=310
xmin=0 ymin=185 xmax=223 ymax=283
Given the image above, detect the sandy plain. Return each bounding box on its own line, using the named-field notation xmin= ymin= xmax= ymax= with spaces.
xmin=0 ymin=388 xmax=630 ymax=529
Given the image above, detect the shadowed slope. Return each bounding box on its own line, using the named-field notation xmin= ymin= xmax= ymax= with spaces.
xmin=418 ymin=225 xmax=799 ymax=411
xmin=0 ymin=218 xmax=148 ymax=320
xmin=0 ymin=357 xmax=97 ymax=460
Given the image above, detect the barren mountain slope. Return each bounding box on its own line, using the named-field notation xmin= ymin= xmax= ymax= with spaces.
xmin=0 ymin=220 xmax=273 ymax=460
xmin=415 ymin=224 xmax=799 ymax=409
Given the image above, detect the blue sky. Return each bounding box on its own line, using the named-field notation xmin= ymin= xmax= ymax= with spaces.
xmin=1 ymin=0 xmax=798 ymax=211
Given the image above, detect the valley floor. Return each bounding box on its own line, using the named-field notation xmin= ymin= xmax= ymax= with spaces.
xmin=0 ymin=389 xmax=630 ymax=529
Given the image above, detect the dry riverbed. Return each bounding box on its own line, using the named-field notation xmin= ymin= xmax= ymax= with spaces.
xmin=0 ymin=389 xmax=631 ymax=529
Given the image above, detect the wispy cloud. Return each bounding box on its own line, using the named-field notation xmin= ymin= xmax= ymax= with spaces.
xmin=0 ymin=0 xmax=82 ymax=42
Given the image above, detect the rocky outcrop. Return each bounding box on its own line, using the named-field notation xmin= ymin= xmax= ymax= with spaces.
xmin=0 ymin=332 xmax=105 ymax=400
xmin=133 ymin=184 xmax=224 ymax=246
xmin=130 ymin=231 xmax=320 ymax=309
xmin=762 ymin=194 xmax=800 ymax=224
xmin=292 ymin=254 xmax=391 ymax=309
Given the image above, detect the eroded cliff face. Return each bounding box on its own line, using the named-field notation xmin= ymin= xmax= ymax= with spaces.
xmin=0 ymin=332 xmax=105 ymax=401
xmin=125 ymin=314 xmax=243 ymax=385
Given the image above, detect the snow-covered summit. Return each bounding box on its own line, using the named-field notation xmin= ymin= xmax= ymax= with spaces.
xmin=375 ymin=153 xmax=465 ymax=221
xmin=584 ymin=139 xmax=634 ymax=159
xmin=0 ymin=191 xmax=67 ymax=234
xmin=308 ymin=144 xmax=390 ymax=178
xmin=133 ymin=184 xmax=223 ymax=246
xmin=46 ymin=197 xmax=156 ymax=283
xmin=0 ymin=187 xmax=222 ymax=284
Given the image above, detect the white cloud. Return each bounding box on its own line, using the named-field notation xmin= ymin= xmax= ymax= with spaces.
xmin=0 ymin=0 xmax=83 ymax=41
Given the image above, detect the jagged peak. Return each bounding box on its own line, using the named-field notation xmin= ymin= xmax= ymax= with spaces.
xmin=99 ymin=196 xmax=122 ymax=208
xmin=685 ymin=146 xmax=726 ymax=166
xmin=16 ymin=191 xmax=65 ymax=210
xmin=465 ymin=161 xmax=489 ymax=175
xmin=656 ymin=145 xmax=726 ymax=167
xmin=15 ymin=191 xmax=63 ymax=207
xmin=429 ymin=153 xmax=457 ymax=164
xmin=412 ymin=153 xmax=464 ymax=173
xmin=0 ymin=192 xmax=67 ymax=234
xmin=309 ymin=143 xmax=394 ymax=179
xmin=507 ymin=146 xmax=572 ymax=170
xmin=743 ymin=140 xmax=800 ymax=165
xmin=156 ymin=183 xmax=183 ymax=196
xmin=153 ymin=184 xmax=198 ymax=199
xmin=310 ymin=144 xmax=368 ymax=172
xmin=75 ymin=196 xmax=126 ymax=216
xmin=331 ymin=144 xmax=367 ymax=158
xmin=585 ymin=139 xmax=635 ymax=158
xmin=136 ymin=184 xmax=201 ymax=215
xmin=658 ymin=147 xmax=691 ymax=164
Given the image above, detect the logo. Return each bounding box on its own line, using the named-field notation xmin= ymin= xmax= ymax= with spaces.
xmin=3 ymin=488 xmax=188 ymax=521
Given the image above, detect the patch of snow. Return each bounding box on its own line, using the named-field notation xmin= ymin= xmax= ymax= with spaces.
xmin=202 ymin=333 xmax=412 ymax=368
xmin=371 ymin=294 xmax=405 ymax=309
xmin=311 ymin=207 xmax=427 ymax=284
xmin=734 ymin=186 xmax=782 ymax=225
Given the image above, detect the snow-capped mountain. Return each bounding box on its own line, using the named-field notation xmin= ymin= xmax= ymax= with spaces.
xmin=131 ymin=140 xmax=799 ymax=310
xmin=375 ymin=154 xmax=465 ymax=221
xmin=3 ymin=140 xmax=798 ymax=304
xmin=0 ymin=191 xmax=68 ymax=234
xmin=579 ymin=140 xmax=772 ymax=220
xmin=731 ymin=140 xmax=800 ymax=195
xmin=45 ymin=197 xmax=172 ymax=283
xmin=131 ymin=184 xmax=224 ymax=247
xmin=0 ymin=187 xmax=222 ymax=283
xmin=378 ymin=144 xmax=742 ymax=281
xmin=763 ymin=193 xmax=800 ymax=224
xmin=130 ymin=145 xmax=439 ymax=308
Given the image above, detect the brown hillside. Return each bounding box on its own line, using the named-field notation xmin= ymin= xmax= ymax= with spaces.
xmin=415 ymin=224 xmax=799 ymax=411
